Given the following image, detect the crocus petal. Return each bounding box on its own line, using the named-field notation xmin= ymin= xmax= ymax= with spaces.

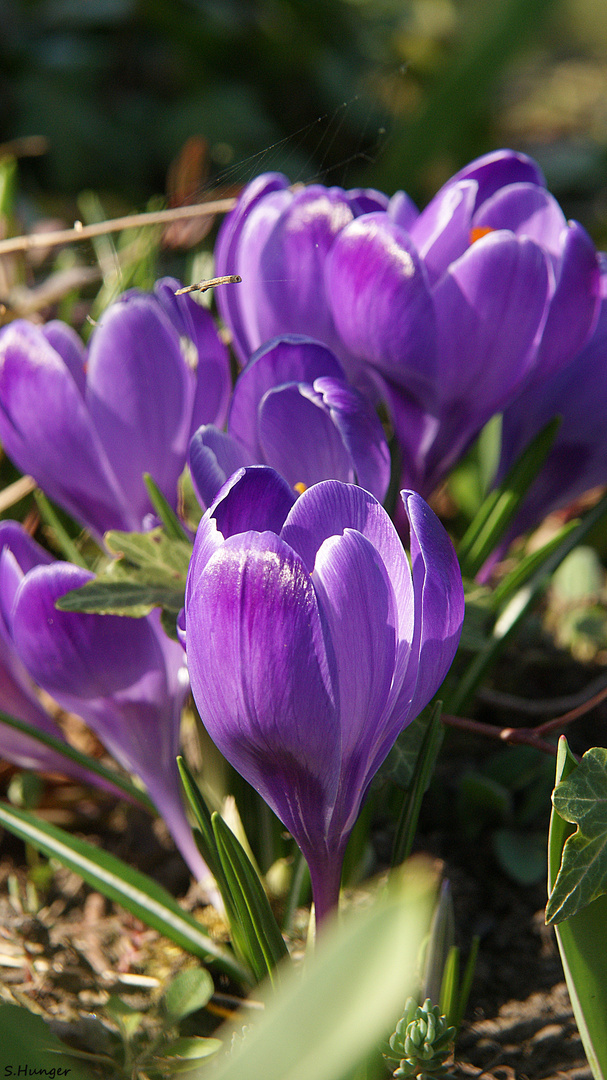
xmin=530 ymin=221 xmax=601 ymax=383
xmin=41 ymin=321 xmax=87 ymax=395
xmin=400 ymin=491 xmax=465 ymax=721
xmin=186 ymin=466 xmax=297 ymax=606
xmin=0 ymin=321 xmax=133 ymax=535
xmin=86 ymin=294 xmax=195 ymax=518
xmin=310 ymin=377 xmax=391 ymax=502
xmin=447 ymin=149 xmax=546 ymax=210
xmin=388 ymin=190 xmax=420 ymax=230
xmin=228 ymin=335 xmax=345 ymax=459
xmin=325 ymin=214 xmax=437 ymax=399
xmin=281 ymin=480 xmax=414 ymax=646
xmin=11 ymin=564 xmax=163 ymax=701
xmin=186 ymin=529 xmax=340 ymax=850
xmin=409 ymin=180 xmax=478 ymax=284
xmin=472 ymin=183 xmax=566 ymax=256
xmin=253 ymin=186 xmax=357 ymax=350
xmin=153 ymin=278 xmax=232 ymax=430
xmin=433 ymin=231 xmax=550 ymax=409
xmin=258 ymin=382 xmax=354 ymax=487
xmin=313 ymin=528 xmax=397 ymax=763
xmin=189 ymin=425 xmax=253 ymax=510
xmin=215 ymin=173 xmax=292 ymax=364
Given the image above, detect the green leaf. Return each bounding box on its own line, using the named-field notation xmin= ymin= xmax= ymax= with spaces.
xmin=199 ymin=860 xmax=436 ymax=1080
xmin=379 ymin=709 xmax=434 ymax=790
xmin=163 ymin=967 xmax=215 ymax=1023
xmin=176 ymin=757 xmax=249 ymax=962
xmin=56 ymin=526 xmax=192 ymax=617
xmin=144 ymin=473 xmax=192 ymax=542
xmin=34 ymin=488 xmax=90 ymax=568
xmin=448 ymin=486 xmax=607 ymax=715
xmin=0 ymin=801 xmax=251 ymax=985
xmin=0 ymin=708 xmax=155 ymax=811
xmin=391 ymin=701 xmax=444 ymax=866
xmin=547 ymin=747 xmax=607 ymax=923
xmin=493 ymin=827 xmax=546 ymax=885
xmin=105 ymin=995 xmax=144 ymax=1040
xmin=212 ymin=812 xmax=289 ymax=985
xmin=458 ymin=417 xmax=560 ymax=579
xmin=0 ymin=1003 xmax=96 ymax=1077
xmin=548 ymin=737 xmax=607 ymax=1080
xmin=156 ymin=1036 xmax=222 ymax=1072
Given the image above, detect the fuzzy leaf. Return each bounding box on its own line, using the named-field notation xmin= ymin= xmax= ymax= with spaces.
xmin=547 ymin=747 xmax=607 ymax=923
xmin=56 ymin=526 xmax=192 ymax=617
xmin=163 ymin=968 xmax=214 ymax=1023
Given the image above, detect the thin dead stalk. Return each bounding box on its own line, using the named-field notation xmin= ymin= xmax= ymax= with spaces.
xmin=0 ymin=198 xmax=238 ymax=257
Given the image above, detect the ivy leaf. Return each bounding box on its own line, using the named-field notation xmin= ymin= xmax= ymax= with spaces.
xmin=56 ymin=527 xmax=192 ymax=619
xmin=546 ymin=747 xmax=607 ymax=924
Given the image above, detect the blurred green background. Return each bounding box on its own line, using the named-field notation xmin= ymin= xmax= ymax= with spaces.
xmin=2 ymin=0 xmax=607 ymax=239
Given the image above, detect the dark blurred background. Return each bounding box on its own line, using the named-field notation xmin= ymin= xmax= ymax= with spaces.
xmin=2 ymin=0 xmax=607 ymax=240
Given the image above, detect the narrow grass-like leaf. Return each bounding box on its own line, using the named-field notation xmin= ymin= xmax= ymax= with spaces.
xmin=213 ymin=812 xmax=288 ymax=985
xmin=203 ymin=861 xmax=435 ymax=1080
xmin=144 ymin=473 xmax=191 ymax=541
xmin=0 ymin=802 xmax=251 ymax=984
xmin=177 ymin=757 xmax=244 ymax=938
xmin=490 ymin=521 xmax=578 ymax=609
xmin=0 ymin=709 xmax=154 ymax=811
xmin=449 ymin=488 xmax=607 ymax=715
xmin=34 ymin=489 xmax=89 ymax=568
xmin=391 ymin=701 xmax=444 ymax=867
xmin=548 ymin=737 xmax=607 ymax=1080
xmin=458 ymin=418 xmax=560 ymax=579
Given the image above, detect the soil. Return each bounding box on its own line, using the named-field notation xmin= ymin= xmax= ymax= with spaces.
xmin=0 ymin=644 xmax=605 ymax=1079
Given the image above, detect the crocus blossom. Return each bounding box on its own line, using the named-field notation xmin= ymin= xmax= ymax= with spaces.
xmin=0 ymin=530 xmax=207 ymax=884
xmin=482 ymin=257 xmax=607 ymax=563
xmin=183 ymin=466 xmax=464 ymax=923
xmin=0 ymin=279 xmax=230 ymax=538
xmin=189 ymin=334 xmax=390 ymax=508
xmin=215 ymin=152 xmax=600 ymax=497
xmin=0 ymin=522 xmax=128 ymax=794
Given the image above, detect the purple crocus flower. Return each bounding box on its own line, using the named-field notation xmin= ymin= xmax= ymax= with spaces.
xmin=0 ymin=279 xmax=231 ymax=538
xmin=215 ymin=152 xmax=600 ymax=497
xmin=189 ymin=334 xmax=390 ymax=508
xmin=481 ymin=257 xmax=607 ymax=565
xmin=183 ymin=466 xmax=464 ymax=924
xmin=0 ymin=528 xmax=207 ymax=884
xmin=0 ymin=522 xmax=128 ymax=795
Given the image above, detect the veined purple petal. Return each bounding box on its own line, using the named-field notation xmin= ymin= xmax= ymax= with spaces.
xmin=472 ymin=183 xmax=566 ymax=256
xmin=433 ymin=230 xmax=551 ymax=409
xmin=409 ymin=180 xmax=478 ymax=284
xmin=312 ymin=528 xmax=397 ymax=764
xmin=530 ymin=221 xmax=601 ymax=384
xmin=258 ymin=382 xmax=354 ymax=487
xmin=310 ymin=377 xmax=390 ymax=502
xmin=325 ymin=214 xmax=437 ymax=399
xmin=255 ymin=186 xmax=356 ymax=348
xmin=228 ymin=335 xmax=345 ymax=460
xmin=186 ymin=530 xmax=340 ymax=850
xmin=41 ymin=321 xmax=87 ymax=395
xmin=186 ymin=467 xmax=297 ymax=607
xmin=86 ymin=295 xmax=195 ymax=518
xmin=447 ymin=149 xmax=546 ymax=211
xmin=0 ymin=321 xmax=133 ymax=535
xmin=11 ymin=563 xmax=163 ymax=700
xmin=345 ymin=188 xmax=390 ymax=215
xmin=388 ymin=190 xmax=420 ymax=231
xmin=280 ymin=480 xmax=414 ymax=650
xmin=189 ymin=425 xmax=253 ymax=510
xmin=153 ymin=278 xmax=231 ymax=430
xmin=215 ymin=173 xmax=291 ymax=364
xmin=400 ymin=491 xmax=464 ymax=722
